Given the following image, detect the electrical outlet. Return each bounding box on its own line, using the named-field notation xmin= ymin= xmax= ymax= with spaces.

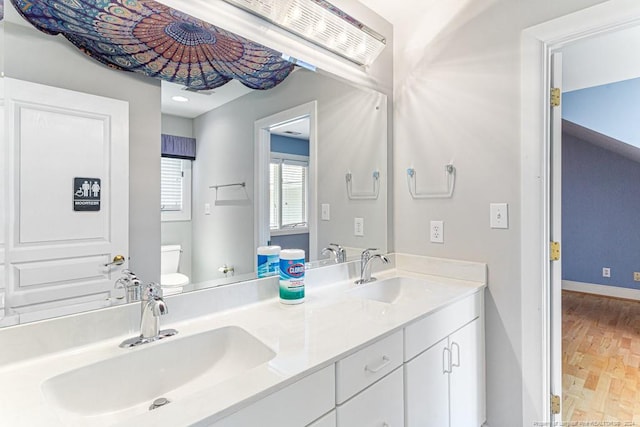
xmin=634 ymin=272 xmax=640 ymax=282
xmin=430 ymin=220 xmax=444 ymax=243
xmin=602 ymin=267 xmax=611 ymax=278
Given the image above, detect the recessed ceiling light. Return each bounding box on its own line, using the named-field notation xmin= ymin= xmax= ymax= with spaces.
xmin=171 ymin=95 xmax=190 ymax=103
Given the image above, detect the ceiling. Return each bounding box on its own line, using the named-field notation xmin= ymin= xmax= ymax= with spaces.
xmin=161 ymin=79 xmax=254 ymax=119
xmin=270 ymin=117 xmax=310 ymax=140
xmin=559 ymin=25 xmax=640 ymax=92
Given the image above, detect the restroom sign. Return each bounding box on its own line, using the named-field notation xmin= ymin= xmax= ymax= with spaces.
xmin=73 ymin=177 xmax=101 ymax=212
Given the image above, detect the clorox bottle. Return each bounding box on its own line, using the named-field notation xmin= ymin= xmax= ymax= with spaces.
xmin=279 ymin=249 xmax=305 ymax=304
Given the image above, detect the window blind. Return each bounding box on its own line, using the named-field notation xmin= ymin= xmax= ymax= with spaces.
xmin=269 ymin=158 xmax=308 ymax=230
xmin=281 ymin=162 xmax=307 ymax=227
xmin=161 ymin=157 xmax=183 ymax=211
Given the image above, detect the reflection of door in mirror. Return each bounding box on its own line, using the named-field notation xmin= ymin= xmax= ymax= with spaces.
xmin=268 ymin=117 xmax=312 ymax=262
xmin=1 ymin=78 xmax=129 ymax=326
xmin=256 ymin=103 xmax=317 ymax=264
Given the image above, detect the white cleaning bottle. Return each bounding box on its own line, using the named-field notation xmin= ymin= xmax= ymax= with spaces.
xmin=279 ymin=249 xmax=305 ymax=304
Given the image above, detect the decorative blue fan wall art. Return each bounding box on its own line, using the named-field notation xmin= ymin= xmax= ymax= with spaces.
xmin=10 ymin=0 xmax=296 ymax=90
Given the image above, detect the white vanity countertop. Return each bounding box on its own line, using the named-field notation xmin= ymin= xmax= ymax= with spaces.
xmin=0 ymin=264 xmax=486 ymax=427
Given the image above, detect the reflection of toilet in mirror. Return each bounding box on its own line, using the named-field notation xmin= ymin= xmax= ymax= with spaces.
xmin=160 ymin=245 xmax=189 ymax=296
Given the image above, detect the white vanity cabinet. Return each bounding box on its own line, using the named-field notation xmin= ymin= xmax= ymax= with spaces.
xmin=208 ymin=365 xmax=335 ymax=427
xmin=404 ymin=293 xmax=485 ymax=427
xmin=209 ymin=291 xmax=484 ymax=427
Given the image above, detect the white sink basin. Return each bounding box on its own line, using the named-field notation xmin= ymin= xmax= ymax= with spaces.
xmin=42 ymin=326 xmax=275 ymax=417
xmin=348 ymin=276 xmax=431 ymax=304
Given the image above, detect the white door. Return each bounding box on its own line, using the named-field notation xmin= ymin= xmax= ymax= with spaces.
xmin=449 ymin=319 xmax=485 ymax=427
xmin=4 ymin=78 xmax=129 ymax=321
xmin=0 ymin=78 xmax=6 ymax=317
xmin=404 ymin=338 xmax=450 ymax=427
xmin=549 ymin=52 xmax=563 ymax=422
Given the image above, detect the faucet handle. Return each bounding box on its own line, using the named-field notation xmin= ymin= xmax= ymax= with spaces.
xmin=143 ymin=282 xmax=163 ymax=299
xmin=121 ymin=269 xmax=138 ymax=279
xmin=330 ymin=243 xmax=346 ymax=262
xmin=361 ymin=248 xmax=378 ymax=257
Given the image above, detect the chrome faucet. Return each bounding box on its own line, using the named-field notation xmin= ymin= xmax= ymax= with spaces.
xmin=321 ymin=243 xmax=347 ymax=263
xmin=120 ymin=282 xmax=177 ymax=348
xmin=355 ymin=248 xmax=390 ymax=284
xmin=113 ymin=269 xmax=141 ymax=303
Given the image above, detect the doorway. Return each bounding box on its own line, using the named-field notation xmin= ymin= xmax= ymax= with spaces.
xmin=254 ymin=101 xmax=318 ymax=261
xmin=553 ymin=27 xmax=640 ymax=424
xmin=521 ymin=2 xmax=640 ymax=425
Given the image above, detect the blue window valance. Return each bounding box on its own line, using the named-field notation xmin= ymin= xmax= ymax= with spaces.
xmin=162 ymin=134 xmax=196 ymax=160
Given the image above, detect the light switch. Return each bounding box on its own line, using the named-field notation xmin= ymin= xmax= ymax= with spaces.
xmin=321 ymin=204 xmax=330 ymax=221
xmin=204 ymin=203 xmax=211 ymax=215
xmin=354 ymin=217 xmax=364 ymax=236
xmin=490 ymin=203 xmax=508 ymax=229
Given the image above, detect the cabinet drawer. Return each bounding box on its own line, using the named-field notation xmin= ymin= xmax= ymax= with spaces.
xmin=336 ymin=367 xmax=404 ymax=427
xmin=336 ymin=330 xmax=403 ymax=404
xmin=404 ymin=292 xmax=482 ymax=361
xmin=210 ymin=365 xmax=335 ymax=427
xmin=308 ymin=410 xmax=336 ymax=427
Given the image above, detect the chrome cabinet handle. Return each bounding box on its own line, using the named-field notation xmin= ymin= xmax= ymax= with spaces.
xmin=451 ymin=341 xmax=461 ymax=368
xmin=104 ymin=254 xmax=126 ymax=267
xmin=443 ymin=347 xmax=452 ymax=374
xmin=365 ymin=356 xmax=391 ymax=373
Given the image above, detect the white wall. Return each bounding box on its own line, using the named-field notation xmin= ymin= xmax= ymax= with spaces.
xmin=161 ymin=114 xmax=194 ymax=279
xmin=192 ymin=69 xmax=388 ymax=283
xmin=4 ymin=6 xmax=161 ymax=283
xmin=361 ymin=0 xmax=608 ymax=425
xmin=559 ymin=25 xmax=640 ymax=92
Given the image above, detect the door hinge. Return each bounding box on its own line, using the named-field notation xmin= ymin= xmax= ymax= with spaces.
xmin=550 ymin=241 xmax=560 ymax=261
xmin=550 ymin=88 xmax=561 ymax=107
xmin=551 ymin=394 xmax=561 ymax=415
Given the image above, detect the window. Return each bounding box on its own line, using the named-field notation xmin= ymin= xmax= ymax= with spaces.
xmin=270 ymin=155 xmax=308 ymax=233
xmin=161 ymin=157 xmax=192 ymax=221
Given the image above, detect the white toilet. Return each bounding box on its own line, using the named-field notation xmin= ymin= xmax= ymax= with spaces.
xmin=160 ymin=245 xmax=190 ymax=296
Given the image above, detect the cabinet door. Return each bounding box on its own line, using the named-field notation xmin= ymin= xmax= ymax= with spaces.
xmin=404 ymin=338 xmax=450 ymax=427
xmin=449 ymin=318 xmax=485 ymax=427
xmin=337 ymin=367 xmax=404 ymax=427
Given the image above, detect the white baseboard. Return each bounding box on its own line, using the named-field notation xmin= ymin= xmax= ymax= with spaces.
xmin=562 ymin=280 xmax=640 ymax=301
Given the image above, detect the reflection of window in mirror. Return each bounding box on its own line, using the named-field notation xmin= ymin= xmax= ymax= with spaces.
xmin=161 ymin=158 xmax=192 ymax=222
xmin=270 ymin=155 xmax=308 ymax=232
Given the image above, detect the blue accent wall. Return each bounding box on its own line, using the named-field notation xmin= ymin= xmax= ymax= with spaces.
xmin=270 ymin=233 xmax=310 ymax=261
xmin=562 ymin=132 xmax=640 ymax=289
xmin=271 ymin=134 xmax=309 ymax=156
xmin=563 ymin=78 xmax=640 ymax=148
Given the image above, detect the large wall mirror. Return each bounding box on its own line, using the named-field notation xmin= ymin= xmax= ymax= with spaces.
xmin=161 ymin=68 xmax=387 ymax=293
xmin=0 ymin=1 xmax=388 ymax=327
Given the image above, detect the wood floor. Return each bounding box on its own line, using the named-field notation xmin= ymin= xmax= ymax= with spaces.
xmin=563 ymin=290 xmax=640 ymax=423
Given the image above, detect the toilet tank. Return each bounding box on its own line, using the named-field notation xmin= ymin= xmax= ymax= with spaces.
xmin=161 ymin=245 xmax=181 ymax=275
